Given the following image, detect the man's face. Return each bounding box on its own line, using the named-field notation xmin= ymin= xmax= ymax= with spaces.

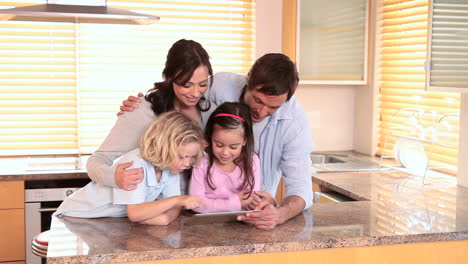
xmin=244 ymin=85 xmax=288 ymax=123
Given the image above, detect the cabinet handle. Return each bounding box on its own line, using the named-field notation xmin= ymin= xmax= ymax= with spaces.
xmin=38 ymin=208 xmax=58 ymax=212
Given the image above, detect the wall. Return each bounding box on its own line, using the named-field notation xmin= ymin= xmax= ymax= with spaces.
xmin=256 ymin=0 xmax=358 ymax=152
xmin=295 ymin=85 xmax=356 ymax=151
xmin=255 ymin=0 xmax=282 ymax=58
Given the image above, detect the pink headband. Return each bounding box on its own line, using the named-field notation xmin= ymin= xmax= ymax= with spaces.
xmin=215 ymin=113 xmax=245 ymax=122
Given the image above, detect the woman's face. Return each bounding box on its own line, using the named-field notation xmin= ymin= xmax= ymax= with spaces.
xmin=173 ymin=65 xmax=209 ymax=108
xmin=169 ymin=142 xmax=201 ymax=174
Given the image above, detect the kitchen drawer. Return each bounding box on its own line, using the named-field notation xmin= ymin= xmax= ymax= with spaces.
xmin=0 ymin=181 xmax=24 ymax=209
xmin=314 ymin=191 xmax=354 ymax=203
xmin=0 ymin=209 xmax=25 ymax=262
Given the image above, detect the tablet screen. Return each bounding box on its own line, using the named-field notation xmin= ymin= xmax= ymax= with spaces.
xmin=184 ymin=210 xmax=260 ymax=226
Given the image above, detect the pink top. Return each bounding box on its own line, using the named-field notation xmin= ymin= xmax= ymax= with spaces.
xmin=189 ymin=154 xmax=261 ymax=213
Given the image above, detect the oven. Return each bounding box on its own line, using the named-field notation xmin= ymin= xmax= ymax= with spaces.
xmin=25 ymin=179 xmax=90 ymax=264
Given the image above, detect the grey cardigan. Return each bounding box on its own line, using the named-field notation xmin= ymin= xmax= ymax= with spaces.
xmin=86 ymin=98 xmax=216 ymax=188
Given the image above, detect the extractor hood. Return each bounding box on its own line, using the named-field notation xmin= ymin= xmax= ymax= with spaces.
xmin=0 ymin=0 xmax=160 ymax=25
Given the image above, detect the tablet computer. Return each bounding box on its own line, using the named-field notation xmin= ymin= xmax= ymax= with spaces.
xmin=184 ymin=210 xmax=260 ymax=226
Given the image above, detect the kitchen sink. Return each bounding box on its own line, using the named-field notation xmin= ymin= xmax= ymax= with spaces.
xmin=311 ymin=155 xmax=346 ymax=164
xmin=311 ymin=153 xmax=383 ymax=172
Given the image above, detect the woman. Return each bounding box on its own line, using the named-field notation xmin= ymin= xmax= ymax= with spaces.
xmin=86 ymin=39 xmax=216 ymax=191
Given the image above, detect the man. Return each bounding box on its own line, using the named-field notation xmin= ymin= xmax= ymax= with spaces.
xmin=120 ymin=53 xmax=313 ymax=230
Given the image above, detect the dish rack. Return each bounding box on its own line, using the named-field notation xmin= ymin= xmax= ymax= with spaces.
xmin=379 ymin=107 xmax=459 ymax=184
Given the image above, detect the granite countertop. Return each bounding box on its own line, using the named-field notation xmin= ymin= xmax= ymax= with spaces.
xmin=0 ymin=169 xmax=88 ymax=181
xmin=47 ymin=164 xmax=468 ymax=263
xmin=48 ymin=197 xmax=468 ymax=264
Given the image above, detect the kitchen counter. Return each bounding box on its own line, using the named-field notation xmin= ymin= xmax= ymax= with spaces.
xmin=0 ymin=156 xmax=88 ymax=181
xmin=47 ymin=166 xmax=468 ymax=264
xmin=47 ymin=198 xmax=468 ymax=264
xmin=0 ymin=169 xmax=88 ymax=181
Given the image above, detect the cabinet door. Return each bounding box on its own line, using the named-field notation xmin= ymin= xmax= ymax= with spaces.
xmin=426 ymin=0 xmax=468 ymax=92
xmin=287 ymin=0 xmax=369 ymax=84
xmin=0 ymin=181 xmax=24 ymax=209
xmin=0 ymin=181 xmax=25 ymax=262
xmin=0 ymin=209 xmax=25 ymax=262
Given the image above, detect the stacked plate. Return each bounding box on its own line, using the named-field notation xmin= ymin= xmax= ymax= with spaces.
xmin=31 ymin=230 xmax=49 ymax=258
xmin=393 ymin=138 xmax=428 ymax=173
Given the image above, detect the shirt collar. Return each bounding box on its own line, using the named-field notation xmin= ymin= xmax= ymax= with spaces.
xmin=146 ymin=163 xmax=168 ymax=187
xmin=268 ymin=96 xmax=296 ymax=125
xmin=146 ymin=164 xmax=158 ymax=187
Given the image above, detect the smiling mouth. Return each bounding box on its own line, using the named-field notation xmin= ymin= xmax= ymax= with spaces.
xmin=252 ymin=112 xmax=260 ymax=120
xmin=186 ymin=96 xmax=199 ymax=103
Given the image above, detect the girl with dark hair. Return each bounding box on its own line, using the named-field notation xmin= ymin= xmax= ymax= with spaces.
xmin=189 ymin=102 xmax=260 ymax=213
xmin=87 ymin=39 xmax=216 ymax=192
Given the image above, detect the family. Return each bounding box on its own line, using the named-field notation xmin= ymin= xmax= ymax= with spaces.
xmin=55 ymin=39 xmax=313 ymax=230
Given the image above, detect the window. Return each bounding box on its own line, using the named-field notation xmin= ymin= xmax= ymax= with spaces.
xmin=0 ymin=0 xmax=255 ymax=156
xmin=378 ymin=0 xmax=460 ymax=173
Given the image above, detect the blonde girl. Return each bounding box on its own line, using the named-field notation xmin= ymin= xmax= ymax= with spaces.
xmin=54 ymin=111 xmax=205 ymax=225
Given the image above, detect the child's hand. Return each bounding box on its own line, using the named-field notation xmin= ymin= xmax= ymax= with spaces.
xmin=179 ymin=195 xmax=205 ymax=210
xmin=238 ymin=191 xmax=256 ymax=210
xmin=239 ymin=191 xmax=277 ymax=210
xmin=254 ymin=191 xmax=277 ymax=207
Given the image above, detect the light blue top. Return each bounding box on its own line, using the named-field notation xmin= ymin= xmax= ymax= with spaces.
xmin=86 ymin=98 xmax=216 ymax=189
xmin=55 ymin=149 xmax=180 ymax=218
xmin=208 ymin=72 xmax=314 ymax=209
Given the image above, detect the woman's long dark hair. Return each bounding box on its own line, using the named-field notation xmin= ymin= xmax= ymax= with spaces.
xmin=145 ymin=39 xmax=212 ymax=115
xmin=204 ymin=102 xmax=255 ymax=198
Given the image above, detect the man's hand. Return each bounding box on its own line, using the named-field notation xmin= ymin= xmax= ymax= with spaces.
xmin=237 ymin=195 xmax=306 ymax=230
xmin=117 ymin=92 xmax=144 ymax=116
xmin=115 ymin=161 xmax=144 ymax=190
xmin=237 ymin=201 xmax=281 ymax=230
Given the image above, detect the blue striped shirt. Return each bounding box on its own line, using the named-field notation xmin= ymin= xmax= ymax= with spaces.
xmin=209 ymin=72 xmax=314 ymax=209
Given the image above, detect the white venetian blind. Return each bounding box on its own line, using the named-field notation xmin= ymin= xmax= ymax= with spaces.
xmin=427 ymin=0 xmax=468 ymax=90
xmin=378 ymin=0 xmax=460 ymax=173
xmin=0 ymin=0 xmax=255 ymax=156
xmin=299 ymin=0 xmax=367 ymax=81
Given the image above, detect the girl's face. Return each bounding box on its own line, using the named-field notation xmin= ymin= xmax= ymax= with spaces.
xmin=173 ymin=65 xmax=209 ymax=108
xmin=211 ymin=125 xmax=246 ymax=166
xmin=169 ymin=142 xmax=201 ymax=174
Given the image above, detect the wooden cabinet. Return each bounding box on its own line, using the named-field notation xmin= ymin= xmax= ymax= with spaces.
xmin=0 ymin=181 xmax=24 ymax=209
xmin=313 ymin=181 xmax=354 ymax=203
xmin=274 ymin=178 xmax=285 ymax=205
xmin=0 ymin=181 xmax=25 ymax=263
xmin=426 ymin=0 xmax=468 ymax=92
xmin=283 ymin=0 xmax=369 ymax=85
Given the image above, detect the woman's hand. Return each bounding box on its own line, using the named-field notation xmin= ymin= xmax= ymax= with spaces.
xmin=179 ymin=195 xmax=205 ymax=210
xmin=114 ymin=161 xmax=144 ymax=190
xmin=117 ymin=92 xmax=144 ymax=116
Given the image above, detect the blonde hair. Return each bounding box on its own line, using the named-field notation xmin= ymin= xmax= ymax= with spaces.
xmin=140 ymin=111 xmax=205 ymax=169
